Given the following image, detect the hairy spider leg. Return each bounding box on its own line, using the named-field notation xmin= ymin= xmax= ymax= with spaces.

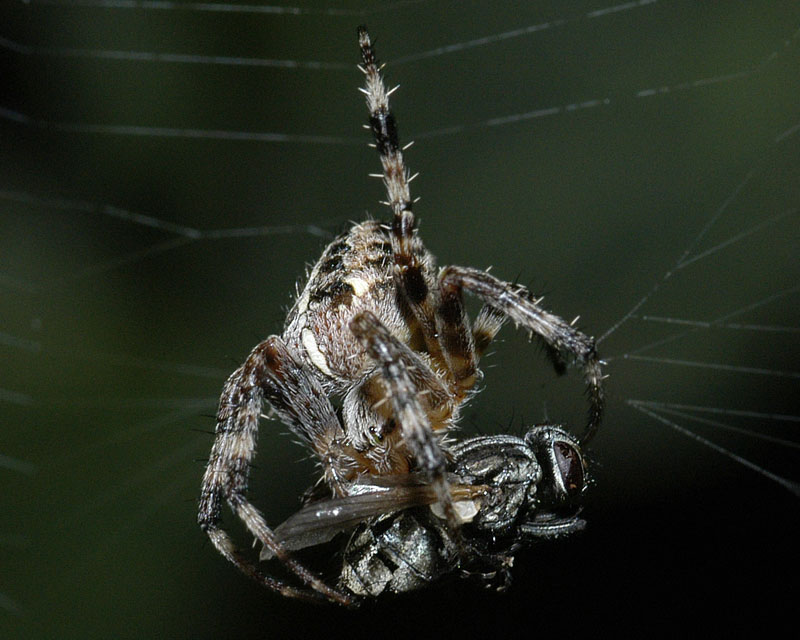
xmin=439 ymin=266 xmax=604 ymax=444
xmin=471 ymin=304 xmax=507 ymax=358
xmin=198 ymin=337 xmax=353 ymax=606
xmin=358 ymin=28 xmax=447 ymax=368
xmin=358 ymin=27 xmax=486 ymax=400
xmin=357 ymin=27 xmax=534 ymax=532
xmin=349 ymin=311 xmax=463 ymax=533
xmin=255 ymin=337 xmax=356 ymax=491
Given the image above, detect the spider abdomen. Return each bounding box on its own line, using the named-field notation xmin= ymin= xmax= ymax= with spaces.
xmin=283 ymin=220 xmax=435 ymax=387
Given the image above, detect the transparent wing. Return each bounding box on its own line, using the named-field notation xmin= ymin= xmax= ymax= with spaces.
xmin=260 ymin=476 xmax=483 ymax=560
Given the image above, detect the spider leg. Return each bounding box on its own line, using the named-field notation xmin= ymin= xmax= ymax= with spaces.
xmin=349 ymin=311 xmax=463 ymax=533
xmin=255 ymin=338 xmax=353 ymax=491
xmin=358 ymin=27 xmax=412 ymax=221
xmin=198 ymin=337 xmax=353 ymax=606
xmin=433 ymin=269 xmax=484 ymax=396
xmin=358 ymin=27 xmax=447 ymax=368
xmin=472 ymin=304 xmax=507 ymax=358
xmin=439 ymin=266 xmax=605 ymax=444
xmin=359 ymin=27 xmax=502 ymax=397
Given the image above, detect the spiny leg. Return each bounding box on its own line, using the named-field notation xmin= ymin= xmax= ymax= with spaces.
xmin=439 ymin=266 xmax=605 ymax=444
xmin=434 ymin=271 xmax=507 ymax=398
xmin=256 ymin=338 xmax=353 ymax=492
xmin=434 ymin=269 xmax=482 ymax=396
xmin=198 ymin=337 xmax=352 ymax=606
xmin=198 ymin=366 xmax=329 ymax=603
xmin=201 ymin=526 xmax=323 ymax=604
xmin=358 ymin=26 xmax=412 ymax=222
xmin=358 ymin=26 xmax=445 ymax=368
xmin=349 ymin=311 xmax=462 ymax=533
xmin=472 ymin=304 xmax=507 ymax=358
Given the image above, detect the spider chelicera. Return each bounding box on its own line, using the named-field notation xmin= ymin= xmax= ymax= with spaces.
xmin=198 ymin=26 xmax=604 ymax=606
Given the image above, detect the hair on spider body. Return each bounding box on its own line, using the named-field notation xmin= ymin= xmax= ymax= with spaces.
xmin=198 ymin=25 xmax=604 ymax=606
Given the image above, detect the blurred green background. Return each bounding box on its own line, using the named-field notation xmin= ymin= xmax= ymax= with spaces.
xmin=2 ymin=1 xmax=798 ymax=637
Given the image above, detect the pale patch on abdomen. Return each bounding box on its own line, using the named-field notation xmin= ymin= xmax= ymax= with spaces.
xmin=301 ymin=327 xmax=333 ymax=376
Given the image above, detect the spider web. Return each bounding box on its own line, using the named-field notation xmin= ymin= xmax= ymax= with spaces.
xmin=2 ymin=0 xmax=798 ymax=635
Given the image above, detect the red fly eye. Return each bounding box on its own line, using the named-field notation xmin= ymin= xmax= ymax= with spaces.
xmin=554 ymin=442 xmax=585 ymax=496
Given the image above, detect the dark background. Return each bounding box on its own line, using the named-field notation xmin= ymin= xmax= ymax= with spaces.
xmin=2 ymin=1 xmax=798 ymax=637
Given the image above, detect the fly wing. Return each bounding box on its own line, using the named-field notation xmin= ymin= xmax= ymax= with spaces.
xmin=260 ymin=482 xmax=436 ymax=561
xmin=260 ymin=477 xmax=484 ymax=560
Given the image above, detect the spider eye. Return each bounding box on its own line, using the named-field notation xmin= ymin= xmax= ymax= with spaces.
xmin=369 ymin=418 xmax=398 ymax=443
xmin=554 ymin=441 xmax=584 ymax=497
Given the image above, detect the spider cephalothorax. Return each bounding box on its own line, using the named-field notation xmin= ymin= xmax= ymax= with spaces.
xmin=198 ymin=26 xmax=604 ymax=606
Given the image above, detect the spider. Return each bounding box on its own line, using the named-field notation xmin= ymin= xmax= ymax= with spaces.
xmin=198 ymin=26 xmax=604 ymax=607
